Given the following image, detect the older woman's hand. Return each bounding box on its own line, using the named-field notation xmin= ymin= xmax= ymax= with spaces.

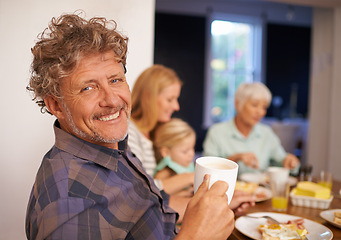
xmin=229 ymin=153 xmax=259 ymax=169
xmin=283 ymin=153 xmax=299 ymax=169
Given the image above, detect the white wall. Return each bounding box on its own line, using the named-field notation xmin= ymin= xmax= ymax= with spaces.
xmin=308 ymin=7 xmax=341 ymax=181
xmin=329 ymin=7 xmax=341 ymax=181
xmin=307 ymin=8 xmax=334 ymax=179
xmin=0 ymin=0 xmax=155 ymax=239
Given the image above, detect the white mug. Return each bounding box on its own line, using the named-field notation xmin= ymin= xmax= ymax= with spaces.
xmin=194 ymin=156 xmax=238 ymax=205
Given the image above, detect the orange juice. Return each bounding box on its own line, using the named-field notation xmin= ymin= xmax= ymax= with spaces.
xmin=272 ymin=196 xmax=288 ymax=211
xmin=317 ymin=181 xmax=332 ymax=190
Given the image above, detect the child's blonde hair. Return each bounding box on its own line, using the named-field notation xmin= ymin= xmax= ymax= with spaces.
xmin=153 ymin=118 xmax=196 ymax=163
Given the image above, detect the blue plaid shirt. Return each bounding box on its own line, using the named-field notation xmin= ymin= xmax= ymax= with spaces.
xmin=26 ymin=121 xmax=178 ymax=239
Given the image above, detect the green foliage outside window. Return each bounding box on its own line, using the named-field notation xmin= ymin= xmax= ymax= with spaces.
xmin=210 ymin=20 xmax=253 ymax=122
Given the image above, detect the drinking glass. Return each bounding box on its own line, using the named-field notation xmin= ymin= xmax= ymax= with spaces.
xmin=318 ymin=171 xmax=333 ymax=189
xmin=271 ymin=181 xmax=290 ymax=212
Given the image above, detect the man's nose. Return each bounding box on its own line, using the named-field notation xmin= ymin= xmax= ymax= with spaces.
xmin=99 ymin=86 xmax=119 ymax=107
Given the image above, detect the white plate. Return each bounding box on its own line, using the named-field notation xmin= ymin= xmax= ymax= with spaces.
xmin=235 ymin=212 xmax=333 ymax=240
xmin=254 ymin=186 xmax=272 ymax=202
xmin=239 ymin=172 xmax=266 ymax=184
xmin=239 ymin=172 xmax=297 ymax=186
xmin=320 ymin=209 xmax=341 ymax=229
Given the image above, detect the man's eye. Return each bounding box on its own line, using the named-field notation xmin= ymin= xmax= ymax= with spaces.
xmin=110 ymin=79 xmax=119 ymax=84
xmin=81 ymin=86 xmax=93 ymax=92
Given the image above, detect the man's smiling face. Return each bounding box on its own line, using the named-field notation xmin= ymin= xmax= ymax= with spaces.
xmin=52 ymin=51 xmax=131 ymax=149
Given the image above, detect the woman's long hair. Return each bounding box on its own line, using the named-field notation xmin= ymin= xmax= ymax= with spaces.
xmin=131 ymin=64 xmax=182 ymax=134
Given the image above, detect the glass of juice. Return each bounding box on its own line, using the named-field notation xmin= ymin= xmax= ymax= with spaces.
xmin=318 ymin=171 xmax=333 ymax=189
xmin=270 ymin=181 xmax=289 ymax=212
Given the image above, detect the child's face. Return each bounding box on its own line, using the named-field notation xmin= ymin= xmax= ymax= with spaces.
xmin=168 ymin=134 xmax=196 ymax=167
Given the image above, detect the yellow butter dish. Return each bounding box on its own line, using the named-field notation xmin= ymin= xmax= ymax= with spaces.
xmin=290 ymin=181 xmax=333 ymax=209
xmin=290 ymin=190 xmax=333 ymax=209
xmin=294 ymin=181 xmax=331 ymax=199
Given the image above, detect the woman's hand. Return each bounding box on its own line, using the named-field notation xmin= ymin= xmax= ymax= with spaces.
xmin=283 ymin=153 xmax=299 ymax=169
xmin=229 ymin=153 xmax=259 ymax=169
xmin=229 ymin=190 xmax=256 ymax=215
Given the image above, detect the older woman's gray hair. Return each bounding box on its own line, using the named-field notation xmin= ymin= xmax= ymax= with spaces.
xmin=235 ymin=82 xmax=272 ymax=110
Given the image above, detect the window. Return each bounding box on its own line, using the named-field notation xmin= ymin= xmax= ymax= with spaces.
xmin=204 ymin=13 xmax=264 ymax=127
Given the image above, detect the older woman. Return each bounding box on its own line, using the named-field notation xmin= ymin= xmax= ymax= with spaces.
xmin=203 ymin=82 xmax=299 ymax=175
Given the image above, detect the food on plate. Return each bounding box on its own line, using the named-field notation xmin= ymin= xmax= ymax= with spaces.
xmin=235 ymin=181 xmax=258 ymax=194
xmin=235 ymin=181 xmax=268 ymax=200
xmin=292 ymin=181 xmax=331 ymax=199
xmin=335 ymin=211 xmax=341 ymax=218
xmin=334 ymin=211 xmax=341 ymax=225
xmin=258 ymin=219 xmax=308 ymax=240
xmin=255 ymin=190 xmax=268 ymax=200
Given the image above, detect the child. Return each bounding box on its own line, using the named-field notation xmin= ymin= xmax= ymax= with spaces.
xmin=153 ymin=118 xmax=196 ymax=196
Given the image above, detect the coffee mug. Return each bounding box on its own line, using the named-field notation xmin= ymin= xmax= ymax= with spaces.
xmin=194 ymin=156 xmax=238 ymax=205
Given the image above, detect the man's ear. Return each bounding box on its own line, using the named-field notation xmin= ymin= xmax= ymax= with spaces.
xmin=44 ymin=96 xmax=65 ymax=120
xmin=159 ymin=146 xmax=170 ymax=158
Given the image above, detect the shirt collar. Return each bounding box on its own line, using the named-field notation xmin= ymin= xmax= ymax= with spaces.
xmin=53 ymin=120 xmax=127 ymax=171
xmin=231 ymin=119 xmax=262 ymax=140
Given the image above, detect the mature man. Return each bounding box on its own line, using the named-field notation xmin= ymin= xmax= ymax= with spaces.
xmin=25 ymin=13 xmax=234 ymax=239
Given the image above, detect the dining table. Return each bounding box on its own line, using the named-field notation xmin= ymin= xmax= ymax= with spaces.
xmin=229 ymin=178 xmax=341 ymax=239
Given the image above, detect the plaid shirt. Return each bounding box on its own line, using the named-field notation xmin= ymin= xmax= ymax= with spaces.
xmin=26 ymin=121 xmax=178 ymax=240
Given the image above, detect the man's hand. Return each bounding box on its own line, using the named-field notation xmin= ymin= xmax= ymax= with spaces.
xmin=176 ymin=175 xmax=235 ymax=240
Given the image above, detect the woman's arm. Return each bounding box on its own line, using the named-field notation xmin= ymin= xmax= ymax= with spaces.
xmin=161 ymin=172 xmax=194 ymax=195
xmin=154 ymin=168 xmax=173 ymax=180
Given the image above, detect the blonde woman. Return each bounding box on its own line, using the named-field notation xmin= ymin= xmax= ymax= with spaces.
xmin=129 ymin=65 xmax=256 ymax=221
xmin=153 ymin=118 xmax=196 ymax=197
xmin=128 ymin=64 xmax=193 ymax=221
xmin=128 ymin=65 xmax=193 ymax=194
xmin=203 ymin=82 xmax=299 ymax=175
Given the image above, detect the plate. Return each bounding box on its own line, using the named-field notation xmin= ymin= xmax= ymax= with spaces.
xmin=239 ymin=172 xmax=298 ymax=186
xmin=235 ymin=181 xmax=272 ymax=202
xmin=239 ymin=172 xmax=266 ymax=184
xmin=320 ymin=209 xmax=341 ymax=229
xmin=235 ymin=212 xmax=333 ymax=240
xmin=254 ymin=186 xmax=272 ymax=202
